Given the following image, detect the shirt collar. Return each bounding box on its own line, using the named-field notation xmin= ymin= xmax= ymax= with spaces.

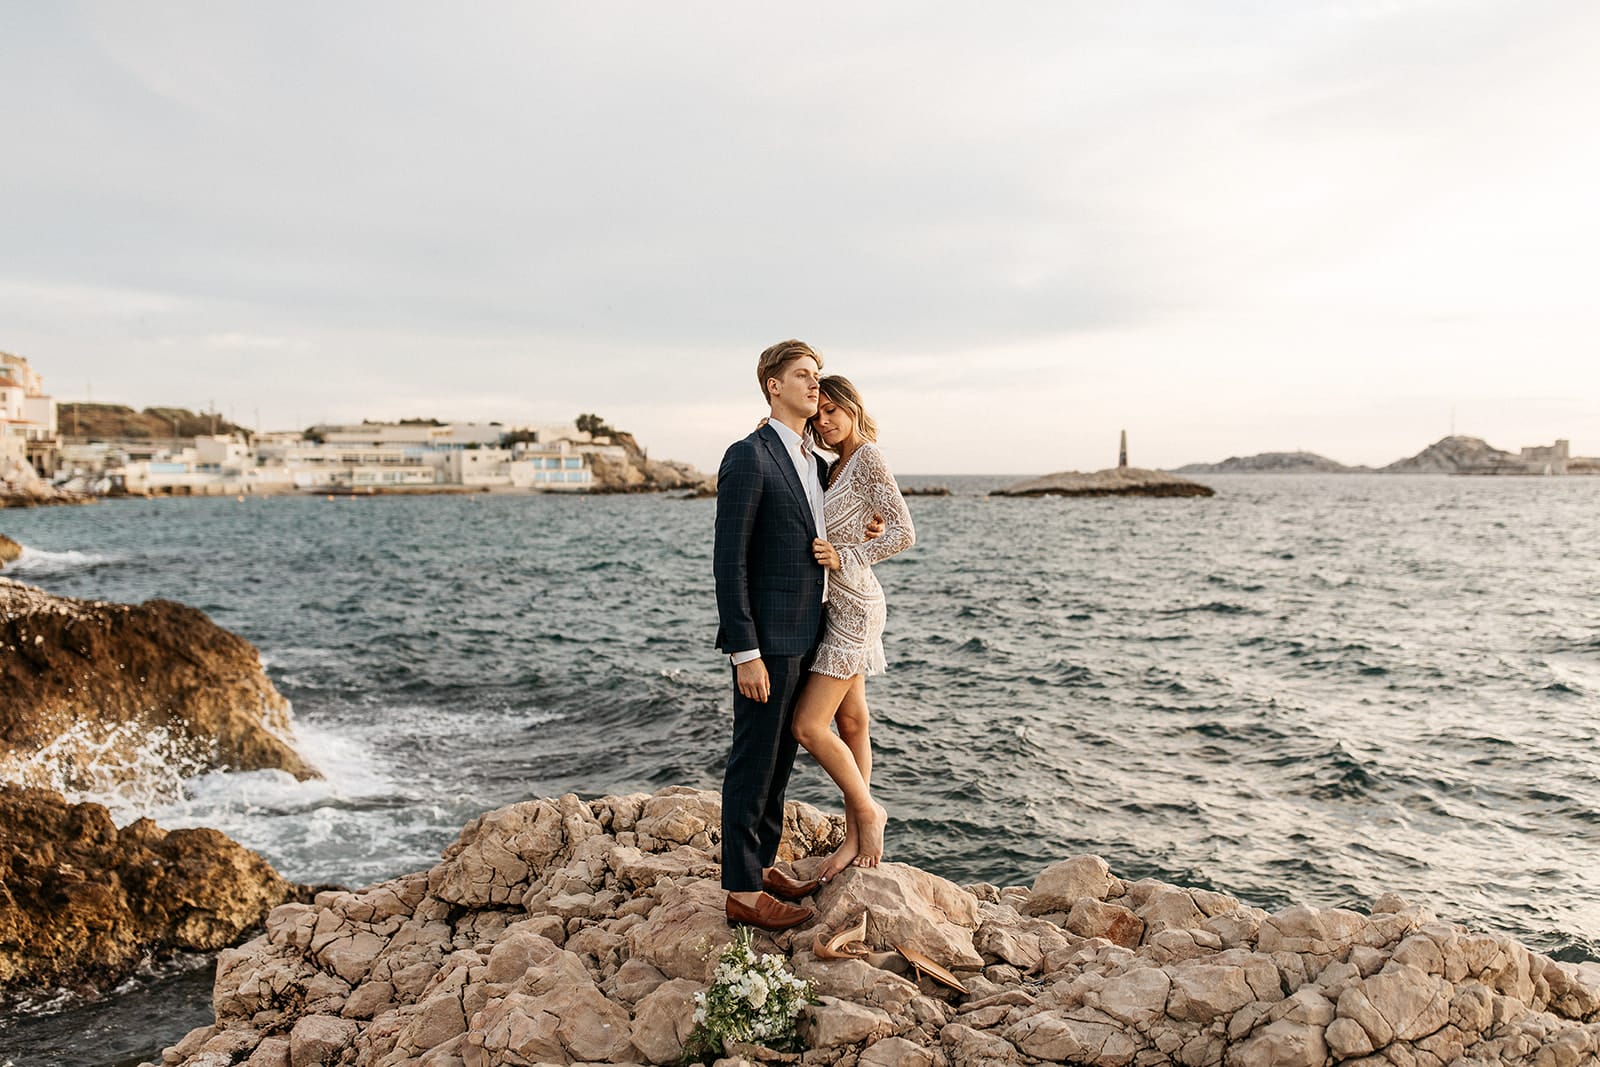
xmin=768 ymin=418 xmax=806 ymax=453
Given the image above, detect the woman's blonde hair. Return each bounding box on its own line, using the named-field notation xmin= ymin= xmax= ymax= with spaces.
xmin=814 ymin=375 xmax=877 ymax=444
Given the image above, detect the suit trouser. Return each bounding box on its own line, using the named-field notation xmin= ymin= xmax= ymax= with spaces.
xmin=721 ymin=649 xmax=816 ymax=892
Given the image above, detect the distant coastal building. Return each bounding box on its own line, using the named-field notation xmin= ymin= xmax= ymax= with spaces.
xmin=0 ymin=351 xmax=59 ymax=483
xmin=1520 ymin=440 xmax=1568 ymax=476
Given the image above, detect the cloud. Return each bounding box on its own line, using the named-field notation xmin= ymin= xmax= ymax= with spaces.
xmin=1 ymin=2 xmax=1597 ymax=471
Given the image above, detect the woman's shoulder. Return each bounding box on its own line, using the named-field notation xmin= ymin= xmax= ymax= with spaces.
xmin=856 ymin=441 xmax=890 ymax=470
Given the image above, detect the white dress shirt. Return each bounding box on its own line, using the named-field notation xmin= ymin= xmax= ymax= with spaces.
xmin=731 ymin=420 xmax=828 ymax=665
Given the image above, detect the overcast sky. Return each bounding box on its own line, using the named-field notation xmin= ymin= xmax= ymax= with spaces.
xmin=2 ymin=2 xmax=1596 ymax=473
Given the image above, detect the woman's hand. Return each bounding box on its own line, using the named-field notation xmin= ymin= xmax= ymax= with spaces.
xmin=755 ymin=416 xmax=770 ymax=430
xmin=812 ymin=538 xmax=841 ymax=571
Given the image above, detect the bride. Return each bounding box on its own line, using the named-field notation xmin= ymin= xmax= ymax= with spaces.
xmin=790 ymin=375 xmax=915 ymax=880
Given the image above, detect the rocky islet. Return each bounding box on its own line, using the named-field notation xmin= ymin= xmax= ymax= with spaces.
xmin=139 ymin=787 xmax=1600 ymax=1067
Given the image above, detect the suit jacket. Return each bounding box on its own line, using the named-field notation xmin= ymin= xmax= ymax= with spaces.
xmin=714 ymin=424 xmax=830 ymax=658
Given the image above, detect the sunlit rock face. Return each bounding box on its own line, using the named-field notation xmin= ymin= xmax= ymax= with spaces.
xmin=0 ymin=577 xmax=317 ymax=801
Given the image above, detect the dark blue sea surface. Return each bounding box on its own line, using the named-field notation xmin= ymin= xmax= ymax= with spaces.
xmin=3 ymin=473 xmax=1598 ymax=1064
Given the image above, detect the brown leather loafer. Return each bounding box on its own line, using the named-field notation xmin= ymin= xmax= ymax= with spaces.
xmin=762 ymin=868 xmax=823 ymax=901
xmin=726 ymin=892 xmax=815 ymax=931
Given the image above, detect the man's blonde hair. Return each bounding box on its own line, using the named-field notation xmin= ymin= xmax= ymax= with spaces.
xmin=756 ymin=340 xmax=823 ymax=402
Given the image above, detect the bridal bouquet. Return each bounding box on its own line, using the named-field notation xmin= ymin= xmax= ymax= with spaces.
xmin=683 ymin=926 xmax=816 ymax=1060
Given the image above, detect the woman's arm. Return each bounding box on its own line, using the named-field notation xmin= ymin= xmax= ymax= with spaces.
xmin=838 ymin=445 xmax=915 ymax=572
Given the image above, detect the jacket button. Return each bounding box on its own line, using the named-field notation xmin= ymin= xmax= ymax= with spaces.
xmin=816 ymin=578 xmax=824 ymax=586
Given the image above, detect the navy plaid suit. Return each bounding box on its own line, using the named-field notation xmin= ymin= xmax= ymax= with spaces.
xmin=714 ymin=424 xmax=829 ymax=892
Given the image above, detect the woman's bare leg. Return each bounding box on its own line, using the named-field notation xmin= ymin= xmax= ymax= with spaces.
xmin=832 ymin=676 xmax=879 ymax=866
xmin=834 ymin=675 xmax=872 ymax=789
xmin=792 ymin=672 xmax=887 ymax=878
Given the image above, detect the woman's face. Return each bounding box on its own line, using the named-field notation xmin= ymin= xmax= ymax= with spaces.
xmin=814 ymin=396 xmax=856 ymax=448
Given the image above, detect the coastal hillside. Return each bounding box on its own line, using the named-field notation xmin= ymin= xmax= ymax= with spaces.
xmin=58 ymin=402 xmax=249 ymax=441
xmin=1381 ymin=435 xmax=1518 ymax=474
xmin=1173 ymin=451 xmax=1357 ymax=474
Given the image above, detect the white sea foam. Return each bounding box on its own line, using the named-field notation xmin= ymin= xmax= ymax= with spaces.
xmin=0 ymin=720 xmax=211 ymax=822
xmin=4 ymin=545 xmax=117 ymax=577
xmin=146 ymin=720 xmax=394 ymax=828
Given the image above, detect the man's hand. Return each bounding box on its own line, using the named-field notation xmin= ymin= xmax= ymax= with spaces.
xmin=736 ymin=658 xmax=771 ymax=703
xmin=812 ymin=538 xmax=841 ymax=571
xmin=864 ymin=513 xmax=886 ymax=540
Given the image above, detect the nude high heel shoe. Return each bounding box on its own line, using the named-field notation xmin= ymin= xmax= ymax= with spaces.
xmin=811 ymin=913 xmax=870 ymax=960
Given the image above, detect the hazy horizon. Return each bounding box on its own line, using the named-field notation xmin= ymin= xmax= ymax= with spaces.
xmin=3 ymin=2 xmax=1597 ymax=474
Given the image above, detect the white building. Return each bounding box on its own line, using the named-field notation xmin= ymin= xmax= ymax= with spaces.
xmin=0 ymin=351 xmax=59 ymax=482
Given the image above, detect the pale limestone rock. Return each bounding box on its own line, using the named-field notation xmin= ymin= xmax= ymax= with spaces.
xmin=1255 ymin=904 xmax=1370 ymax=957
xmin=634 ymin=788 xmax=722 ymax=850
xmin=812 ymin=863 xmax=983 ymax=972
xmin=1131 ymin=884 xmax=1208 ymax=935
xmin=1091 ymin=967 xmax=1170 ymax=1028
xmin=973 ymin=919 xmax=1044 ymax=971
xmin=609 ymin=844 xmax=719 ymax=890
xmin=341 ymin=979 xmax=395 ymax=1019
xmin=800 ymin=995 xmax=897 ymax=1048
xmin=1004 ymin=1010 xmax=1139 ymax=1066
xmin=629 ymin=977 xmax=702 ymax=1065
xmin=1392 ymin=933 xmax=1445 ymax=976
xmin=246 ymin=1036 xmax=291 ymax=1067
xmin=1201 ymin=908 xmax=1265 ymax=950
xmin=858 ymin=1034 xmax=936 ymax=1067
xmin=1354 ymin=963 xmax=1451 ymax=1041
xmin=288 ymin=1014 xmax=357 ymax=1066
xmin=392 ymin=991 xmax=467 ymax=1058
xmin=610 ymin=956 xmax=669 ymax=1005
xmin=1326 ymin=1015 xmax=1376 ymax=1058
xmin=623 ymin=877 xmax=733 ymax=982
xmin=940 ymin=1021 xmax=1025 ymax=1066
xmin=430 ymin=800 xmax=563 ymax=905
xmin=470 ymin=981 xmax=635 ymax=1064
xmin=794 ymin=953 xmax=920 ymax=1014
xmin=143 ymin=789 xmax=1600 ymax=1067
xmin=1065 ymin=899 xmax=1144 ymax=949
xmin=1166 ymin=963 xmax=1256 ymax=1023
xmin=1226 ymin=1017 xmax=1327 ymax=1067
xmin=1025 ymin=855 xmax=1116 ymax=915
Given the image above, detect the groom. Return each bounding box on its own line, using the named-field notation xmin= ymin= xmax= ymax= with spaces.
xmin=714 ymin=339 xmax=834 ymax=930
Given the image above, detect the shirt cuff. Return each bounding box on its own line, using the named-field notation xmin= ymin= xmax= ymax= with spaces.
xmin=730 ymin=648 xmax=761 ymax=665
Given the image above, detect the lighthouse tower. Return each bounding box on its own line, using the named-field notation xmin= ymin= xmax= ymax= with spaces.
xmin=1118 ymin=430 xmax=1128 ymax=469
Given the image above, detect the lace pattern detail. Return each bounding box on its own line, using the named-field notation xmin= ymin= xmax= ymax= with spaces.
xmin=811 ymin=443 xmax=915 ymax=679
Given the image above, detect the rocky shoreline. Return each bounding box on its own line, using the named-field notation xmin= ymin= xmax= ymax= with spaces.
xmin=1 ymin=572 xmax=323 ymax=1003
xmin=0 ymin=784 xmax=311 ymax=1000
xmin=140 ymin=787 xmax=1600 ymax=1067
xmin=0 ymin=482 xmax=92 ymax=508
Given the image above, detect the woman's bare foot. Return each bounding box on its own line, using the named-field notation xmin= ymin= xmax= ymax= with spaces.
xmin=854 ymin=801 xmax=888 ymax=868
xmin=819 ymin=818 xmax=860 ymax=881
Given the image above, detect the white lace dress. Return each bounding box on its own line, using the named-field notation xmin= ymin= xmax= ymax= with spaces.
xmin=811 ymin=442 xmax=916 ymax=679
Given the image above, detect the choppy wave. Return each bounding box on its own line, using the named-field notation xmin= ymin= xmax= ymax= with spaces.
xmin=0 ymin=721 xmax=211 ymax=820
xmin=3 ymin=545 xmax=117 ymax=577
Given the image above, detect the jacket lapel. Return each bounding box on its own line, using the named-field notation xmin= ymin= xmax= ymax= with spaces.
xmin=758 ymin=423 xmax=817 ymax=528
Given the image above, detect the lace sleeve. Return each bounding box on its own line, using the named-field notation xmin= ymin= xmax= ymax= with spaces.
xmin=838 ymin=444 xmax=915 ymax=573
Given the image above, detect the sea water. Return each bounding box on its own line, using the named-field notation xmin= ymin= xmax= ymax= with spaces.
xmin=1 ymin=474 xmax=1597 ymax=1064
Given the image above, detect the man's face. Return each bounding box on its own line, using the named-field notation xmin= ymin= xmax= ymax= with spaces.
xmin=769 ymin=357 xmax=821 ymax=417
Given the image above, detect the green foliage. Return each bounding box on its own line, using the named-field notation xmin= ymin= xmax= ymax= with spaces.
xmin=576 ymin=413 xmax=616 ymax=437
xmin=682 ymin=926 xmax=815 ymax=1063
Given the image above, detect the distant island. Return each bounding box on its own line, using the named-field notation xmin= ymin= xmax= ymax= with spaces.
xmin=994 ymin=432 xmax=1215 ymax=498
xmin=1176 ymin=436 xmax=1599 ymax=476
